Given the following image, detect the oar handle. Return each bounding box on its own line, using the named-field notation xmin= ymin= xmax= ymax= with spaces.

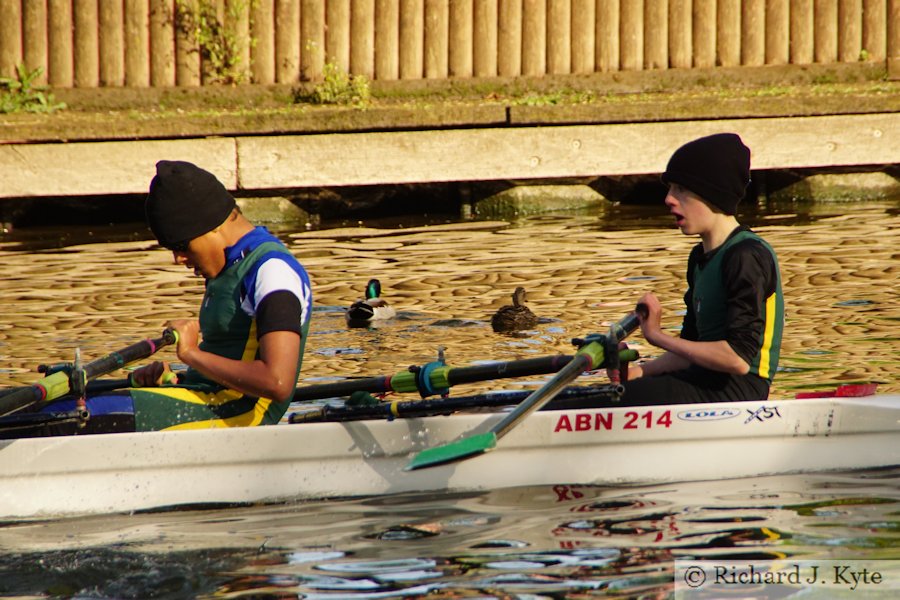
xmin=0 ymin=329 xmax=177 ymax=418
xmin=81 ymin=329 xmax=178 ymax=380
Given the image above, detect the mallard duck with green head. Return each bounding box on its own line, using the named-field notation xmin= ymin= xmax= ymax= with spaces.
xmin=491 ymin=286 xmax=539 ymax=332
xmin=346 ymin=278 xmax=396 ymax=326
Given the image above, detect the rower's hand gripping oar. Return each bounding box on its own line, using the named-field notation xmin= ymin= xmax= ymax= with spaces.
xmin=0 ymin=329 xmax=178 ymax=418
xmin=405 ymin=307 xmax=644 ymax=471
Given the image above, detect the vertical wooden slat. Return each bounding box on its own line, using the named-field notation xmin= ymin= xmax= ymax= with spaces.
xmin=498 ymin=0 xmax=522 ymax=76
xmin=668 ymin=0 xmax=691 ymax=69
xmin=226 ymin=0 xmax=251 ymax=82
xmin=838 ymin=0 xmax=863 ymax=61
xmin=302 ymin=0 xmax=325 ymax=80
xmin=48 ymin=0 xmax=74 ymax=87
xmin=862 ymin=0 xmax=885 ymax=61
xmin=717 ymin=0 xmax=741 ymax=67
xmin=99 ymin=0 xmax=125 ymax=86
xmin=74 ymin=0 xmax=99 ymax=87
xmin=693 ymin=0 xmax=715 ymax=67
xmin=0 ymin=0 xmax=23 ymax=79
xmin=375 ymin=0 xmax=399 ymax=80
xmin=474 ymin=0 xmax=497 ymax=77
xmin=790 ymin=0 xmax=815 ymax=64
xmin=620 ymin=0 xmax=644 ymax=70
xmin=275 ymin=0 xmax=300 ymax=83
xmin=522 ymin=0 xmax=546 ymax=75
xmin=326 ymin=0 xmax=351 ymax=70
xmin=125 ymin=0 xmax=150 ymax=87
xmin=572 ymin=0 xmax=595 ymax=73
xmin=888 ymin=0 xmax=900 ymax=76
xmin=449 ymin=0 xmax=473 ymax=77
xmin=424 ymin=0 xmax=448 ymax=78
xmin=399 ymin=0 xmax=424 ymax=78
xmin=351 ymin=0 xmax=375 ymax=77
xmin=596 ymin=0 xmax=620 ymax=71
xmin=547 ymin=0 xmax=570 ymax=74
xmin=150 ymin=0 xmax=175 ymax=87
xmin=24 ymin=0 xmax=48 ymax=85
xmin=766 ymin=0 xmax=789 ymax=64
xmin=644 ymin=0 xmax=667 ymax=69
xmin=814 ymin=0 xmax=838 ymax=63
xmin=252 ymin=0 xmax=275 ymax=83
xmin=742 ymin=0 xmax=765 ymax=65
xmin=175 ymin=0 xmax=200 ymax=85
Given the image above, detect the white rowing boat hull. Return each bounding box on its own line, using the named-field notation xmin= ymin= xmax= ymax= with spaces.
xmin=1 ymin=395 xmax=897 ymax=519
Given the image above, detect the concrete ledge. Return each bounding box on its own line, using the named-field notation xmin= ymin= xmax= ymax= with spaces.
xmin=0 ymin=113 xmax=897 ymax=198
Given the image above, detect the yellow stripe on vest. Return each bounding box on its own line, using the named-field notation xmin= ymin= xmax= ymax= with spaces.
xmin=759 ymin=293 xmax=777 ymax=380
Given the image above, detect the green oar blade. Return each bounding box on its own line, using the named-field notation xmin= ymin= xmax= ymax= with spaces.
xmin=405 ymin=432 xmax=497 ymax=471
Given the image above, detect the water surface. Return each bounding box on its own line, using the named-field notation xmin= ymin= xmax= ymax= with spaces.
xmin=0 ymin=198 xmax=897 ymax=597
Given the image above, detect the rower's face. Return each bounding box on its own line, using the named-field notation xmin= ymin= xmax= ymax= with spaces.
xmin=665 ymin=184 xmax=715 ymax=236
xmin=172 ymin=230 xmax=226 ymax=279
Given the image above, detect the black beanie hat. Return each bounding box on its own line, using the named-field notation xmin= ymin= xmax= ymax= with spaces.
xmin=661 ymin=133 xmax=751 ymax=215
xmin=145 ymin=160 xmax=236 ymax=249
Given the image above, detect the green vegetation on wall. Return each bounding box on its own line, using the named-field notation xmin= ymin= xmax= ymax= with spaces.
xmin=0 ymin=65 xmax=66 ymax=114
xmin=175 ymin=0 xmax=254 ymax=84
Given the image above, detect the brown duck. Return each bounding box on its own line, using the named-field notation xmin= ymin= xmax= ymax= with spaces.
xmin=491 ymin=286 xmax=539 ymax=332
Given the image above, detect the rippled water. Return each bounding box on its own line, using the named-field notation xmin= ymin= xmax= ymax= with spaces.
xmin=0 ymin=198 xmax=897 ymax=597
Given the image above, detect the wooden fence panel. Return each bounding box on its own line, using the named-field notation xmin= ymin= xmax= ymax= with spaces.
xmin=351 ymin=0 xmax=375 ymax=78
xmin=838 ymin=0 xmax=863 ymax=61
xmin=302 ymin=0 xmax=326 ymax=81
xmin=814 ymin=0 xmax=839 ymax=63
xmin=399 ymin=0 xmax=424 ymax=78
xmin=620 ymin=0 xmax=643 ymax=70
xmin=766 ymin=0 xmax=789 ymax=64
xmin=375 ymin=0 xmax=399 ymax=80
xmin=125 ymin=0 xmax=150 ymax=87
xmin=474 ymin=0 xmax=498 ymax=77
xmin=1 ymin=1 xmax=894 ymax=86
xmin=227 ymin=0 xmax=251 ymax=82
xmin=275 ymin=0 xmax=300 ymax=83
xmin=644 ymin=0 xmax=667 ymax=69
xmin=862 ymin=0 xmax=885 ymax=60
xmin=326 ymin=0 xmax=350 ymax=71
xmin=571 ymin=0 xmax=595 ymax=73
xmin=791 ymin=0 xmax=815 ymax=63
xmin=693 ymin=0 xmax=716 ymax=67
xmin=424 ymin=0 xmax=448 ymax=78
xmin=150 ymin=0 xmax=175 ymax=87
xmin=252 ymin=0 xmax=276 ymax=83
xmin=449 ymin=0 xmax=473 ymax=77
xmin=718 ymin=0 xmax=741 ymax=67
xmin=73 ymin=0 xmax=99 ymax=87
xmin=669 ymin=0 xmax=692 ymax=69
xmin=522 ymin=0 xmax=546 ymax=75
xmin=23 ymin=0 xmax=48 ymax=85
xmin=742 ymin=0 xmax=766 ymax=65
xmin=48 ymin=0 xmax=74 ymax=87
xmin=547 ymin=0 xmax=571 ymax=74
xmin=498 ymin=0 xmax=522 ymax=76
xmin=596 ymin=0 xmax=620 ymax=72
xmin=0 ymin=0 xmax=22 ymax=80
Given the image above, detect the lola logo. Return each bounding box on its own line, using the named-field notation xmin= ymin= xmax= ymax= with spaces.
xmin=677 ymin=408 xmax=741 ymax=421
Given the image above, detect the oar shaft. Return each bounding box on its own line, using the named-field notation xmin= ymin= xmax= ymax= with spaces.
xmin=81 ymin=330 xmax=178 ymax=379
xmin=490 ymin=309 xmax=641 ymax=440
xmin=491 ymin=352 xmax=592 ymax=440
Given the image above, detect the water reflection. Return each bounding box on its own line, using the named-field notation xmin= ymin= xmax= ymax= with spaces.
xmin=1 ymin=467 xmax=895 ymax=598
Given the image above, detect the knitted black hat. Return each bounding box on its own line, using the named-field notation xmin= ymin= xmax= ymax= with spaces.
xmin=661 ymin=133 xmax=751 ymax=215
xmin=145 ymin=161 xmax=236 ymax=249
